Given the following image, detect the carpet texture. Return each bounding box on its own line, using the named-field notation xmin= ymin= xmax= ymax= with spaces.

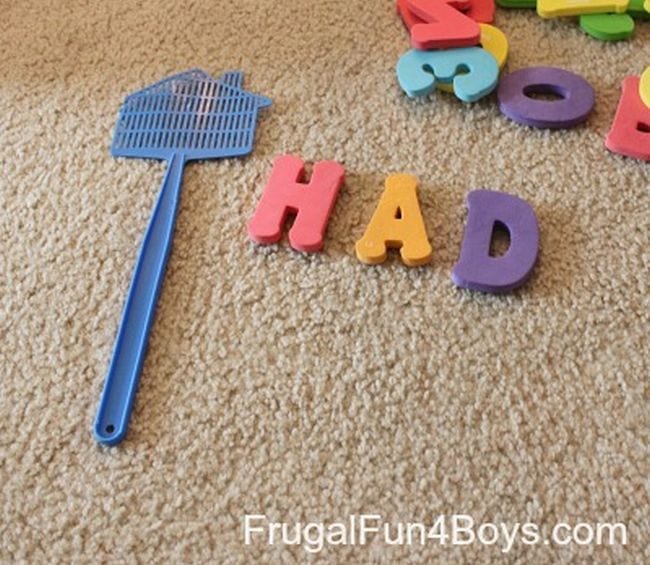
xmin=1 ymin=1 xmax=648 ymax=562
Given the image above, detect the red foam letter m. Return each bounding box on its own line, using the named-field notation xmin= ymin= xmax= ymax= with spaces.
xmin=247 ymin=155 xmax=345 ymax=252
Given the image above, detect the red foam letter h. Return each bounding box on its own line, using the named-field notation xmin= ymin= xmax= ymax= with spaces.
xmin=247 ymin=155 xmax=345 ymax=252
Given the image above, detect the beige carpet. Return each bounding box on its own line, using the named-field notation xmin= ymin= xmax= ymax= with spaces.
xmin=1 ymin=0 xmax=648 ymax=562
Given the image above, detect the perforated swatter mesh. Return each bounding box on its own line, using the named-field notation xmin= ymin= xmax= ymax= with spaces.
xmin=112 ymin=73 xmax=258 ymax=153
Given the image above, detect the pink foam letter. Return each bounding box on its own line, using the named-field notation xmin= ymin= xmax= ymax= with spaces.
xmin=247 ymin=155 xmax=345 ymax=252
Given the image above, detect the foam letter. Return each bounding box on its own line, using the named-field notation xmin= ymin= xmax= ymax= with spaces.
xmin=497 ymin=67 xmax=595 ymax=129
xmin=605 ymin=75 xmax=650 ymax=161
xmin=397 ymin=0 xmax=472 ymax=31
xmin=579 ymin=13 xmax=634 ymax=41
xmin=247 ymin=155 xmax=345 ymax=252
xmin=356 ymin=174 xmax=432 ymax=266
xmin=537 ymin=0 xmax=628 ymax=18
xmin=452 ymin=190 xmax=539 ymax=293
xmin=404 ymin=0 xmax=481 ymax=49
xmin=397 ymin=47 xmax=499 ymax=102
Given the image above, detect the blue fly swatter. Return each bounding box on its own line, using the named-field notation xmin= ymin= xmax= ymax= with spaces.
xmin=94 ymin=69 xmax=271 ymax=445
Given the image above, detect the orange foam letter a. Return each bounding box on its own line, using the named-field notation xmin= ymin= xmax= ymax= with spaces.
xmin=355 ymin=174 xmax=433 ymax=267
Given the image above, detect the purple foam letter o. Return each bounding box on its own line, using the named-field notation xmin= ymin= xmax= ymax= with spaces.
xmin=452 ymin=190 xmax=539 ymax=294
xmin=497 ymin=67 xmax=595 ymax=129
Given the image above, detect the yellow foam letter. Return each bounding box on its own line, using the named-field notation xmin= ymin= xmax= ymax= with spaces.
xmin=538 ymin=0 xmax=629 ymax=18
xmin=355 ymin=174 xmax=432 ymax=267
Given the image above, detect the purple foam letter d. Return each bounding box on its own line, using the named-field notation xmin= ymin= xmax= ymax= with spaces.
xmin=452 ymin=190 xmax=539 ymax=294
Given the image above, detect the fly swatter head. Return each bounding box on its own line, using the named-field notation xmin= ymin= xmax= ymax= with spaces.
xmin=111 ymin=69 xmax=271 ymax=162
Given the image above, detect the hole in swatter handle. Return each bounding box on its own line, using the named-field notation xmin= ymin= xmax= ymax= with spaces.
xmin=94 ymin=154 xmax=186 ymax=446
xmin=95 ymin=422 xmax=121 ymax=445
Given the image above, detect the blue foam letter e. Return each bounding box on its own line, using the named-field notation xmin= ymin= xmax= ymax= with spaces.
xmin=452 ymin=190 xmax=540 ymax=293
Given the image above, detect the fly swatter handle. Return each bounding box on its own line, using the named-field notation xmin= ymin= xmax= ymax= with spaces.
xmin=94 ymin=154 xmax=185 ymax=445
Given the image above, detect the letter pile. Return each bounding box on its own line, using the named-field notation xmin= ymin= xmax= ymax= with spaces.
xmin=396 ymin=1 xmax=649 ymax=159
